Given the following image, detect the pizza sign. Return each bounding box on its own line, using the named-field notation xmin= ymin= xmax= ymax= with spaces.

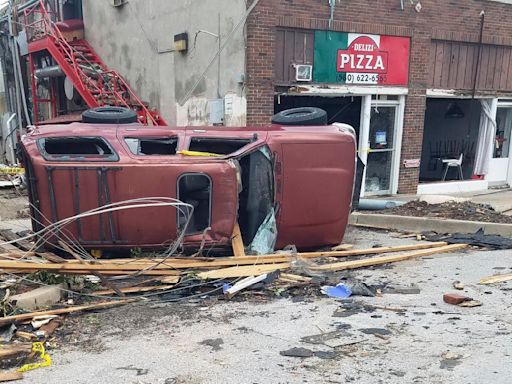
xmin=314 ymin=32 xmax=410 ymax=86
xmin=337 ymin=36 xmax=388 ymax=73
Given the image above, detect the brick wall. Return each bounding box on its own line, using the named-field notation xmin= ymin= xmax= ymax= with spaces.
xmin=246 ymin=0 xmax=512 ymax=193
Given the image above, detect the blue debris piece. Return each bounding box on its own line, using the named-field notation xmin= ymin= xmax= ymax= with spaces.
xmin=321 ymin=283 xmax=352 ymax=299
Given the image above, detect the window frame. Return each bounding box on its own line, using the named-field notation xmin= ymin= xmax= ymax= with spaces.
xmin=188 ymin=137 xmax=252 ymax=155
xmin=123 ymin=136 xmax=179 ymax=156
xmin=37 ymin=136 xmax=119 ymax=162
xmin=176 ymin=172 xmax=213 ymax=235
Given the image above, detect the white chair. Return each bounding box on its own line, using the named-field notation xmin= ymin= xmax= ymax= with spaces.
xmin=441 ymin=153 xmax=464 ymax=181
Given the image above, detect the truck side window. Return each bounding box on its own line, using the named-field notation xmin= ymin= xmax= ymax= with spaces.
xmin=177 ymin=174 xmax=211 ymax=235
xmin=124 ymin=137 xmax=178 ymax=155
xmin=37 ymin=137 xmax=118 ymax=161
xmin=189 ymin=137 xmax=251 ymax=155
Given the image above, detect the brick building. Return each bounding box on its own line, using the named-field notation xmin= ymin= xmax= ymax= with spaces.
xmin=245 ymin=0 xmax=512 ymax=196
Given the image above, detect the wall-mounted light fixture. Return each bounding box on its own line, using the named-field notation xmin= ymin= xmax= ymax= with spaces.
xmin=174 ymin=33 xmax=188 ymax=53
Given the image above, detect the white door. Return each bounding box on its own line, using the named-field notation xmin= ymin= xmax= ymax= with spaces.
xmin=359 ymin=96 xmax=404 ymax=196
xmin=487 ymin=105 xmax=512 ymax=184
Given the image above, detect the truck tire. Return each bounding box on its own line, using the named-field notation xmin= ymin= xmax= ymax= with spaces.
xmin=271 ymin=107 xmax=328 ymax=126
xmin=82 ymin=106 xmax=138 ymax=124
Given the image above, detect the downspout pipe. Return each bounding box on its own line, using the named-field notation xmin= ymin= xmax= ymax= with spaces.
xmin=357 ymin=199 xmax=406 ymax=211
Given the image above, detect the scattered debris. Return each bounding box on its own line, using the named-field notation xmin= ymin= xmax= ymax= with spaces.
xmin=381 ymin=201 xmax=512 ymax=224
xmin=0 ymin=299 xmax=137 ymax=327
xmin=300 ymin=330 xmax=348 ymax=345
xmin=359 ymin=328 xmax=391 ymax=336
xmin=479 ymin=272 xmax=512 ymax=285
xmin=321 ymin=283 xmax=352 ymax=298
xmin=452 ymin=281 xmax=465 ymax=290
xmin=224 ymin=274 xmax=268 ymax=298
xmin=443 ymin=293 xmax=471 ymax=305
xmin=440 ymin=351 xmax=465 ymax=370
xmin=427 ymin=229 xmax=512 ymax=250
xmin=383 ymin=285 xmax=421 ymax=295
xmin=199 ymin=338 xmax=224 ymax=352
xmin=1 ymin=324 xmax=16 ymax=342
xmin=458 ymin=300 xmax=482 ymax=308
xmin=331 ymin=244 xmax=354 ymax=251
xmin=116 ymin=365 xmax=149 ymax=376
xmin=279 ymin=347 xmax=314 ymax=358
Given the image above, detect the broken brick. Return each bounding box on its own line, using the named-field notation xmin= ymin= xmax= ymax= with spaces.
xmin=443 ymin=293 xmax=471 ymax=305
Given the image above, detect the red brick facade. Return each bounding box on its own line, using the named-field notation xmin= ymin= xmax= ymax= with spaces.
xmin=245 ymin=0 xmax=512 ymax=194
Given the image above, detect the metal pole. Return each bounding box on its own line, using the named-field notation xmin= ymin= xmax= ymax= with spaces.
xmin=7 ymin=1 xmax=22 ymax=132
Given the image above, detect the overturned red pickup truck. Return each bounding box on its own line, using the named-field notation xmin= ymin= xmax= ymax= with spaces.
xmin=20 ymin=107 xmax=357 ymax=252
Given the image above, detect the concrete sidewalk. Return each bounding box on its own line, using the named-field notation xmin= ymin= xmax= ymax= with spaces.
xmin=373 ymin=188 xmax=512 ymax=214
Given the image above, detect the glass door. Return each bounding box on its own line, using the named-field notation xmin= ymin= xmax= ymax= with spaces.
xmin=487 ymin=105 xmax=512 ymax=184
xmin=359 ymin=96 xmax=404 ymax=196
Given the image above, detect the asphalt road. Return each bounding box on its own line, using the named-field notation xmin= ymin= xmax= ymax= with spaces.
xmin=16 ymin=228 xmax=512 ymax=384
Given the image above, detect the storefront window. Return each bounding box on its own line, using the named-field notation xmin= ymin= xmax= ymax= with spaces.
xmin=494 ymin=108 xmax=512 ymax=159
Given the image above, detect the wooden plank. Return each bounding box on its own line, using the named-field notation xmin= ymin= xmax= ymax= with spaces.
xmin=92 ymin=284 xmax=175 ymax=296
xmin=197 ymin=263 xmax=291 ymax=279
xmin=0 ymin=371 xmax=23 ymax=382
xmin=0 ymin=344 xmax=33 ymax=359
xmin=447 ymin=42 xmax=459 ymax=89
xmin=0 ymin=299 xmax=137 ymax=327
xmin=455 ymin=44 xmax=468 ymax=89
xmin=500 ymin=47 xmax=511 ymax=90
xmin=279 ymin=273 xmax=312 ymax=282
xmin=231 ymin=222 xmax=245 ymax=257
xmin=311 ymin=244 xmax=467 ymax=272
xmin=486 ymin=46 xmax=497 ymax=90
xmin=464 ymin=44 xmax=477 ymax=90
xmin=479 ymin=272 xmax=512 ymax=285
xmin=494 ymin=47 xmax=504 ymax=90
xmin=433 ymin=42 xmax=444 ymax=87
xmin=0 ymin=261 xmax=183 ymax=273
xmin=331 ymin=244 xmax=353 ymax=251
xmin=0 ymin=243 xmax=449 ymax=276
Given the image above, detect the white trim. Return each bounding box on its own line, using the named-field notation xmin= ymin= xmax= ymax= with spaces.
xmin=284 ymin=84 xmax=409 ymax=96
xmin=417 ymin=180 xmax=489 ymax=195
xmin=425 ymin=89 xmax=512 ymax=99
xmin=358 ymin=95 xmax=371 ymax=196
xmin=391 ymin=95 xmax=406 ymax=194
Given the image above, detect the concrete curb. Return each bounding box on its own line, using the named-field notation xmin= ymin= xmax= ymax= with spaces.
xmin=349 ymin=212 xmax=512 ymax=238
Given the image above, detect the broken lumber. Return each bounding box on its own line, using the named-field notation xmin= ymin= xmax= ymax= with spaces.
xmin=56 ymin=242 xmax=450 ymax=268
xmin=198 ymin=263 xmax=290 ymax=279
xmin=331 ymin=244 xmax=353 ymax=251
xmin=59 ymin=241 xmax=125 ymax=297
xmin=479 ymin=272 xmax=512 ymax=285
xmin=231 ymin=222 xmax=245 ymax=257
xmin=0 ymin=371 xmax=23 ymax=382
xmin=279 ymin=273 xmax=312 ymax=283
xmin=311 ymin=244 xmax=467 ymax=272
xmin=0 ymin=299 xmax=137 ymax=327
xmin=0 ymin=344 xmax=32 ymax=359
xmin=92 ymin=284 xmax=175 ymax=296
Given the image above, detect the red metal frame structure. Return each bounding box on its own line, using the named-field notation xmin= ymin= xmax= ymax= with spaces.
xmin=23 ymin=1 xmax=167 ymax=126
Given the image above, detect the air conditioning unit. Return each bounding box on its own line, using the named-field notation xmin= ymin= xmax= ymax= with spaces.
xmin=111 ymin=0 xmax=126 ymax=7
xmin=295 ymin=64 xmax=313 ymax=82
